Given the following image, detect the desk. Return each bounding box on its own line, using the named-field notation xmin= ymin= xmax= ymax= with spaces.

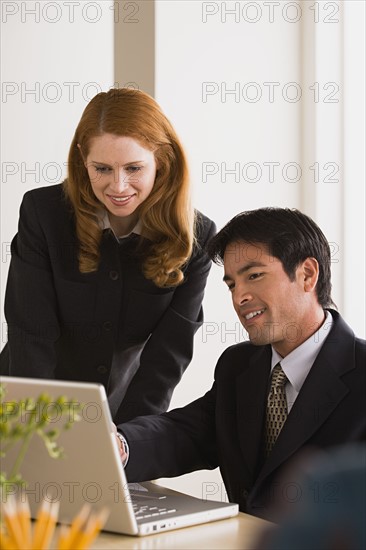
xmin=88 ymin=512 xmax=271 ymax=549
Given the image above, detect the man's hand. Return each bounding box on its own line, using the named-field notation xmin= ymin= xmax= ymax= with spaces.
xmin=112 ymin=422 xmax=128 ymax=464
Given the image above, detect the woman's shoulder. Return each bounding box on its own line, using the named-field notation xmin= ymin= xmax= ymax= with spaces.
xmin=194 ymin=210 xmax=216 ymax=246
xmin=21 ymin=183 xmax=74 ymax=229
xmin=22 ymin=183 xmax=72 ymax=215
xmin=23 ymin=182 xmax=65 ymax=204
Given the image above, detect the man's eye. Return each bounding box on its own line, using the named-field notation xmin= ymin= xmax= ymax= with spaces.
xmin=249 ymin=273 xmax=262 ymax=280
xmin=227 ymin=284 xmax=234 ymax=292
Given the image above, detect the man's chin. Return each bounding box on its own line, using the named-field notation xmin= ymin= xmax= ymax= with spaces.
xmin=249 ymin=336 xmax=270 ymax=346
xmin=246 ymin=328 xmax=271 ymax=347
xmin=240 ymin=320 xmax=273 ymax=346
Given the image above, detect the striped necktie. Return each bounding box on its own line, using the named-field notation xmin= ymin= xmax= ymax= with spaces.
xmin=265 ymin=363 xmax=288 ymax=456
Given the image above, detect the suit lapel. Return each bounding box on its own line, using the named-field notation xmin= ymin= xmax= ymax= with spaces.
xmin=236 ymin=346 xmax=271 ymax=478
xmin=254 ymin=310 xmax=356 ymax=488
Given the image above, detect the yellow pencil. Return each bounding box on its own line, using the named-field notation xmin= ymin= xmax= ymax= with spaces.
xmin=73 ymin=508 xmax=109 ymax=550
xmin=56 ymin=525 xmax=70 ymax=550
xmin=0 ymin=521 xmax=17 ymax=550
xmin=2 ymin=496 xmax=24 ymax=549
xmin=59 ymin=504 xmax=90 ymax=549
xmin=38 ymin=500 xmax=59 ymax=550
xmin=31 ymin=499 xmax=51 ymax=550
xmin=18 ymin=497 xmax=31 ymax=549
xmin=0 ymin=531 xmax=17 ymax=550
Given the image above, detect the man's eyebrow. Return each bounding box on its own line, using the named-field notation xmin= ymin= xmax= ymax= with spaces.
xmin=223 ymin=261 xmax=267 ymax=282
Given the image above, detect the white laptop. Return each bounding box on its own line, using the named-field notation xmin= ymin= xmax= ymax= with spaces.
xmin=0 ymin=376 xmax=238 ymax=536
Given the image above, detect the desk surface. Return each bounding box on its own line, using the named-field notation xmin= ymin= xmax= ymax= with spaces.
xmin=88 ymin=512 xmax=271 ymax=550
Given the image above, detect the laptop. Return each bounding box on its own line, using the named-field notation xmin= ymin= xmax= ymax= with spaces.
xmin=0 ymin=376 xmax=238 ymax=536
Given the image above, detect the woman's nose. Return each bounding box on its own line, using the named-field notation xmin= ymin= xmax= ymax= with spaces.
xmin=111 ymin=169 xmax=129 ymax=192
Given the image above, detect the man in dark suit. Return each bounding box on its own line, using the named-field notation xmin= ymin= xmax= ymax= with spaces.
xmin=117 ymin=207 xmax=366 ymax=520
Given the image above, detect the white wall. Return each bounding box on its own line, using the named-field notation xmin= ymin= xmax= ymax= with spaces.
xmin=343 ymin=0 xmax=366 ymax=337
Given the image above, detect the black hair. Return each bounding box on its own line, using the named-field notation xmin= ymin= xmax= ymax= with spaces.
xmin=207 ymin=207 xmax=334 ymax=308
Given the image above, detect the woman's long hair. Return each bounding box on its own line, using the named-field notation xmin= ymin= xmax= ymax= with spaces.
xmin=64 ymin=88 xmax=195 ymax=288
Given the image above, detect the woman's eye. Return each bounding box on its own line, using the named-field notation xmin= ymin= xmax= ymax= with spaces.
xmin=95 ymin=166 xmax=111 ymax=173
xmin=126 ymin=166 xmax=141 ymax=173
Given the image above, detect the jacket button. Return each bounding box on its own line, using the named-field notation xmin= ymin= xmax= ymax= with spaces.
xmin=103 ymin=321 xmax=112 ymax=331
xmin=109 ymin=270 xmax=119 ymax=280
xmin=97 ymin=365 xmax=108 ymax=374
xmin=242 ymin=489 xmax=249 ymax=499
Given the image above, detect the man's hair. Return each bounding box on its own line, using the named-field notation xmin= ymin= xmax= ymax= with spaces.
xmin=207 ymin=207 xmax=334 ymax=308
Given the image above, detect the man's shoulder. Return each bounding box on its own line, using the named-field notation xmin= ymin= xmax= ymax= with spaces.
xmin=215 ymin=341 xmax=269 ymax=377
xmin=328 ymin=309 xmax=366 ymax=349
xmin=220 ymin=340 xmax=258 ymax=356
xmin=355 ymin=336 xmax=366 ymax=360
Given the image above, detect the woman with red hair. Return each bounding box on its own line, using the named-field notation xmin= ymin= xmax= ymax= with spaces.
xmin=1 ymin=88 xmax=215 ymax=423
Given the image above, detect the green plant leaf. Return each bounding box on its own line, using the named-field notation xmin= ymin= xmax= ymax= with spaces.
xmin=0 ymin=383 xmax=83 ymax=484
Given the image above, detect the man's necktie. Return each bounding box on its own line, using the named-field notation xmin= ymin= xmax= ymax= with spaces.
xmin=265 ymin=363 xmax=288 ymax=456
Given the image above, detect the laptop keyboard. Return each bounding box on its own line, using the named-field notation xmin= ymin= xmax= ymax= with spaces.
xmin=131 ymin=492 xmax=177 ymax=520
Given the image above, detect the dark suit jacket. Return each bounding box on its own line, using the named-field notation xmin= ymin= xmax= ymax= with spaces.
xmin=0 ymin=184 xmax=216 ymax=422
xmin=120 ymin=310 xmax=366 ymax=520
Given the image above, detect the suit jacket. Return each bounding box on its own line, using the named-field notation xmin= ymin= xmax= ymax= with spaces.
xmin=120 ymin=310 xmax=366 ymax=520
xmin=0 ymin=184 xmax=216 ymax=422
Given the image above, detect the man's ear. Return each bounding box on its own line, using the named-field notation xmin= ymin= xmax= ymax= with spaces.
xmin=302 ymin=257 xmax=319 ymax=292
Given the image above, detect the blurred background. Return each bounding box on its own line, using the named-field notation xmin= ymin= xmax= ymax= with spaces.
xmin=1 ymin=0 xmax=365 ymax=499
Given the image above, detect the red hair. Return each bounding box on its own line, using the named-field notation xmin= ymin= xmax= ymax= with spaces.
xmin=64 ymin=88 xmax=195 ymax=287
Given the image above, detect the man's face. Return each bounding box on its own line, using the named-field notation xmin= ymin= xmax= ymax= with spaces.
xmin=223 ymin=241 xmax=322 ymax=356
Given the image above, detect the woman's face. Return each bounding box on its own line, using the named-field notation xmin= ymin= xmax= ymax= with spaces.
xmin=83 ymin=133 xmax=157 ymax=234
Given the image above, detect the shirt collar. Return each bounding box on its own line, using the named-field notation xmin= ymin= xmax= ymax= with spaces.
xmin=271 ymin=310 xmax=334 ymax=392
xmin=98 ymin=209 xmax=143 ymax=240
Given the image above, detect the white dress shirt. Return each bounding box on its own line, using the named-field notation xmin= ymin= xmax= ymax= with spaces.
xmin=270 ymin=310 xmax=333 ymax=412
xmin=99 ymin=209 xmax=143 ymax=241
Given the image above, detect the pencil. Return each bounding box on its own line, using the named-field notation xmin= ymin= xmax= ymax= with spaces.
xmin=73 ymin=508 xmax=109 ymax=550
xmin=56 ymin=525 xmax=70 ymax=550
xmin=38 ymin=500 xmax=59 ymax=550
xmin=59 ymin=503 xmax=90 ymax=549
xmin=76 ymin=508 xmax=109 ymax=550
xmin=18 ymin=497 xmax=31 ymax=549
xmin=0 ymin=521 xmax=16 ymax=550
xmin=0 ymin=531 xmax=17 ymax=550
xmin=31 ymin=499 xmax=51 ymax=550
xmin=2 ymin=496 xmax=24 ymax=549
